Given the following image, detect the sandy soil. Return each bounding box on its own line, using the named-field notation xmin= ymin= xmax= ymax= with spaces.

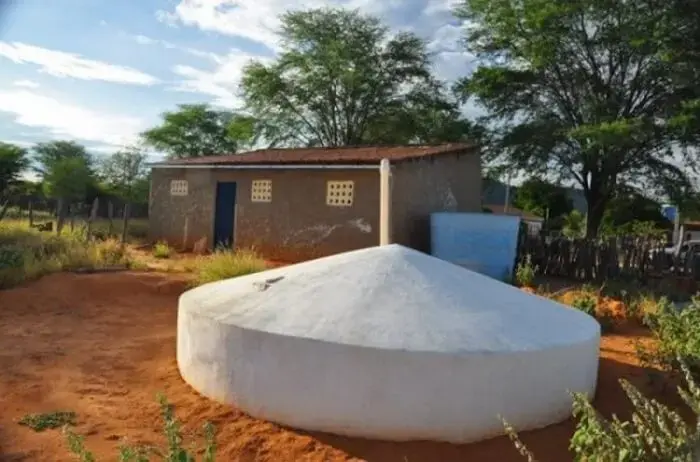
xmin=0 ymin=272 xmax=688 ymax=462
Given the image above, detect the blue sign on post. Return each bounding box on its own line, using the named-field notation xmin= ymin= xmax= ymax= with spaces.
xmin=661 ymin=204 xmax=677 ymax=222
xmin=430 ymin=212 xmax=521 ymax=281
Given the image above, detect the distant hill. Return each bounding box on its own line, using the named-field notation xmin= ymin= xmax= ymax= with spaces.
xmin=482 ymin=178 xmax=587 ymax=214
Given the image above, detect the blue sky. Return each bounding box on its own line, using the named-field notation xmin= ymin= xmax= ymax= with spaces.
xmin=0 ymin=0 xmax=473 ymax=163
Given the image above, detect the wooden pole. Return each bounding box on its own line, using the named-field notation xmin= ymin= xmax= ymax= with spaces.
xmin=86 ymin=197 xmax=99 ymax=240
xmin=379 ymin=158 xmax=392 ymax=246
xmin=121 ymin=203 xmax=130 ymax=245
xmin=56 ymin=198 xmax=65 ymax=235
xmin=28 ymin=200 xmax=33 ymax=227
xmin=107 ymin=201 xmax=114 ymax=236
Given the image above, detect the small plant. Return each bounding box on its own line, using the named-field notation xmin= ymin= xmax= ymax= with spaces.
xmin=152 ymin=241 xmax=172 ymax=259
xmin=570 ymin=291 xmax=597 ymax=317
xmin=19 ymin=411 xmax=77 ymax=432
xmin=637 ymin=296 xmax=700 ymax=378
xmin=515 ymin=254 xmax=537 ymax=287
xmin=63 ymin=394 xmax=216 ymax=461
xmin=193 ymin=249 xmax=267 ymax=286
xmin=504 ymin=360 xmax=700 ymax=461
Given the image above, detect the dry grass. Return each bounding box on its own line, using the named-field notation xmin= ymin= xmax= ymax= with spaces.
xmin=152 ymin=241 xmax=173 ymax=259
xmin=192 ymin=248 xmax=268 ymax=286
xmin=0 ymin=220 xmax=270 ymax=289
xmin=0 ymin=221 xmax=130 ymax=289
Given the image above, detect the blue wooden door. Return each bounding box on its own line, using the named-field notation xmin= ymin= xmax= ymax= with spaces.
xmin=213 ymin=182 xmax=237 ymax=249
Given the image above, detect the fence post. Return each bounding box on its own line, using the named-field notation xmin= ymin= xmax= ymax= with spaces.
xmin=86 ymin=197 xmax=99 ymax=240
xmin=121 ymin=203 xmax=130 ymax=245
xmin=28 ymin=200 xmax=33 ymax=227
xmin=107 ymin=201 xmax=114 ymax=236
xmin=69 ymin=204 xmax=75 ymax=232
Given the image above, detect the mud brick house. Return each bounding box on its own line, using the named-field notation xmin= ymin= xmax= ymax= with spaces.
xmin=148 ymin=143 xmax=482 ymax=261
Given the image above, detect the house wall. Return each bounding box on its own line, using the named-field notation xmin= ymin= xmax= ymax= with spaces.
xmin=390 ymin=151 xmax=482 ymax=252
xmin=149 ymin=167 xmax=380 ymax=261
xmin=149 ymin=150 xmax=483 ymax=261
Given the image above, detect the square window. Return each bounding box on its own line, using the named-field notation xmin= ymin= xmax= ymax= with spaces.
xmin=251 ymin=180 xmax=272 ymax=203
xmin=326 ymin=181 xmax=354 ymax=207
xmin=170 ymin=180 xmax=188 ymax=196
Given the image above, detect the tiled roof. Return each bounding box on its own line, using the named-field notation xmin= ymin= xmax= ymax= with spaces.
xmin=153 ymin=143 xmax=476 ymax=166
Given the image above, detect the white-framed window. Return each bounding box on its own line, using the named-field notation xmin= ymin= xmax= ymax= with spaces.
xmin=326 ymin=181 xmax=354 ymax=207
xmin=170 ymin=180 xmax=188 ymax=196
xmin=251 ymin=180 xmax=272 ymax=203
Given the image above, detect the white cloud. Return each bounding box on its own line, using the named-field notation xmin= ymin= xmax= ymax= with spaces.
xmin=1 ymin=139 xmax=34 ymax=148
xmin=160 ymin=1 xmax=474 ymax=81
xmin=12 ymin=79 xmax=40 ymax=89
xmin=156 ymin=0 xmax=327 ymax=52
xmin=0 ymin=42 xmax=159 ymax=85
xmin=162 ymin=1 xmax=475 ymax=107
xmin=128 ymin=33 xmax=222 ymax=62
xmin=170 ymin=51 xmax=269 ymax=108
xmin=0 ymin=89 xmax=147 ymax=146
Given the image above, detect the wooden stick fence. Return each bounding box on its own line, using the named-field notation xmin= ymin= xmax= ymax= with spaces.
xmin=517 ymin=235 xmax=700 ymax=282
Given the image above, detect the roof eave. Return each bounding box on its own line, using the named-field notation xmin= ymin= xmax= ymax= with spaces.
xmin=148 ymin=162 xmax=382 ymax=170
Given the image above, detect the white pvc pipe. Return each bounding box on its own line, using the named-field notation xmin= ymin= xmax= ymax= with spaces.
xmin=379 ymin=158 xmax=391 ymax=246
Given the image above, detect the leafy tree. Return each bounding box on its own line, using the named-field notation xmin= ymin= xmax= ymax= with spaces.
xmin=0 ymin=142 xmax=28 ymax=220
xmin=241 ymin=8 xmax=471 ymax=147
xmin=42 ymin=156 xmax=93 ymax=205
xmin=32 ymin=140 xmax=93 ymax=176
xmin=658 ymin=1 xmax=700 ymax=144
xmin=562 ymin=210 xmax=585 ymax=238
xmin=601 ymin=190 xmax=670 ymax=235
xmin=141 ymin=104 xmax=243 ymax=159
xmin=99 ymin=146 xmax=149 ymax=204
xmin=513 ymin=178 xmax=573 ymax=219
xmin=227 ymin=115 xmax=261 ymax=150
xmin=0 ymin=142 xmax=28 ymax=200
xmin=455 ymin=0 xmax=694 ymax=237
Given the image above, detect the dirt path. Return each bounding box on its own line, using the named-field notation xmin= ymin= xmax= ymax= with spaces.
xmin=0 ymin=272 xmax=684 ymax=461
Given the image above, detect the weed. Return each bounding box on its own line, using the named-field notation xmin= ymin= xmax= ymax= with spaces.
xmin=19 ymin=411 xmax=77 ymax=432
xmin=504 ymin=360 xmax=700 ymax=461
xmin=636 ymin=296 xmax=700 ymax=378
xmin=0 ymin=222 xmax=131 ymax=289
xmin=193 ymin=249 xmax=267 ymax=286
xmin=515 ymin=254 xmax=537 ymax=287
xmin=570 ymin=291 xmax=597 ymax=317
xmin=63 ymin=395 xmax=215 ymax=461
xmin=152 ymin=241 xmax=172 ymax=259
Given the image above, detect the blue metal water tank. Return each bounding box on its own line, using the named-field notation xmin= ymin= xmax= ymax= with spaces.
xmin=430 ymin=212 xmax=521 ymax=281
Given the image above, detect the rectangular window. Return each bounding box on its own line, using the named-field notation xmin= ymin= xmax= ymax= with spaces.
xmin=170 ymin=180 xmax=188 ymax=196
xmin=326 ymin=181 xmax=354 ymax=207
xmin=251 ymin=180 xmax=272 ymax=202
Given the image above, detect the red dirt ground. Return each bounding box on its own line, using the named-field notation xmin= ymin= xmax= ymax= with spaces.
xmin=0 ymin=272 xmax=689 ymax=461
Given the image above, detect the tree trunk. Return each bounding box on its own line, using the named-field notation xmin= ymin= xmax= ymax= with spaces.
xmin=56 ymin=198 xmax=66 ymax=235
xmin=585 ymin=194 xmax=608 ymax=239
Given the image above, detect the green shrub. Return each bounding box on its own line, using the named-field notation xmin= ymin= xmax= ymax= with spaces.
xmin=571 ymin=291 xmax=597 ymax=317
xmin=515 ymin=254 xmax=537 ymax=287
xmin=637 ymin=296 xmax=700 ymax=377
xmin=193 ymin=249 xmax=267 ymax=286
xmin=504 ymin=361 xmax=700 ymax=461
xmin=20 ymin=411 xmax=76 ymax=432
xmin=152 ymin=241 xmax=172 ymax=259
xmin=0 ymin=223 xmax=130 ymax=289
xmin=64 ymin=395 xmax=215 ymax=461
